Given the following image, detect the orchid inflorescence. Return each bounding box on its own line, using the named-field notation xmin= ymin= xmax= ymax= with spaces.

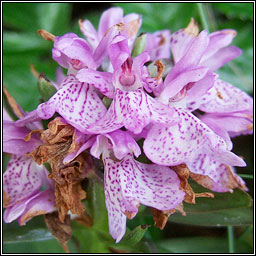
xmin=3 ymin=7 xmax=253 ymax=246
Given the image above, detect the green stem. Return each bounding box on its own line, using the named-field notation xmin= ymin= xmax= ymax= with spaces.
xmin=237 ymin=174 xmax=254 ymax=179
xmin=228 ymin=226 xmax=235 ymax=253
xmin=196 ymin=3 xmax=210 ymax=31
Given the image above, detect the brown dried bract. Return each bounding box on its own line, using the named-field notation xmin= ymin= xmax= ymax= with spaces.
xmin=45 ymin=212 xmax=72 ymax=253
xmin=154 ymin=60 xmax=165 ymax=81
xmin=3 ymin=85 xmax=24 ymax=118
xmin=29 ymin=117 xmax=91 ymax=222
xmin=172 ymin=163 xmax=196 ymax=204
xmin=37 ymin=29 xmax=55 ymax=41
xmin=152 ymin=204 xmax=186 ymax=230
xmin=3 ymin=191 xmax=10 ymax=208
xmin=172 ymin=164 xmax=214 ymax=204
xmin=184 ymin=18 xmax=199 ymax=36
xmin=74 ymin=212 xmax=93 ymax=227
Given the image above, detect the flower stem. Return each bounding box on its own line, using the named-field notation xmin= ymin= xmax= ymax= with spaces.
xmin=238 ymin=174 xmax=254 ymax=179
xmin=196 ymin=3 xmax=210 ymax=31
xmin=228 ymin=226 xmax=235 ymax=253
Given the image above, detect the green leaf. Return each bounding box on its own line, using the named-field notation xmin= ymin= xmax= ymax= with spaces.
xmin=157 ymin=236 xmax=229 ymax=253
xmin=3 ymin=32 xmax=50 ymax=54
xmin=38 ymin=74 xmax=57 ymax=102
xmin=3 ymin=3 xmax=40 ymax=32
xmin=168 ymin=183 xmax=253 ymax=226
xmin=85 ymin=178 xmax=109 ymax=234
xmin=37 ymin=3 xmax=71 ymax=35
xmin=131 ymin=33 xmax=147 ymax=58
xmin=213 ymin=3 xmax=253 ymax=21
xmin=119 ymin=225 xmax=150 ymax=246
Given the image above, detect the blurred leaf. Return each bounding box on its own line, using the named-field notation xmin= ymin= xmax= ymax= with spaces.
xmin=37 ymin=3 xmax=71 ymax=35
xmin=3 ymin=3 xmax=40 ymax=31
xmin=168 ymin=183 xmax=253 ymax=226
xmin=72 ymin=224 xmax=110 ymax=253
xmin=120 ymin=225 xmax=150 ymax=246
xmin=3 ymin=32 xmax=50 ymax=54
xmin=213 ymin=3 xmax=253 ymax=21
xmin=3 ymin=153 xmax=11 ymax=172
xmin=115 ymin=3 xmax=199 ymax=32
xmin=217 ymin=48 xmax=253 ymax=93
xmin=85 ymin=178 xmax=109 ymax=234
xmin=238 ymin=225 xmax=253 ymax=250
xmin=157 ymin=236 xmax=229 ymax=253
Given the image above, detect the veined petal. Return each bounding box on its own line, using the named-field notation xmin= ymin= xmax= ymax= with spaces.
xmin=159 ymin=66 xmax=209 ymax=104
xmin=201 ymin=46 xmax=242 ymax=71
xmin=76 ymin=68 xmax=114 ymax=98
xmin=199 ymin=78 xmax=253 ymax=113
xmin=202 ymin=112 xmax=253 ymax=138
xmin=119 ymin=154 xmax=185 ymax=212
xmin=103 ymin=150 xmax=127 ymax=242
xmin=201 ymin=29 xmax=237 ymax=61
xmin=166 ymin=30 xmax=209 ymax=84
xmin=98 ymin=7 xmax=124 ymax=39
xmin=187 ymin=152 xmax=247 ymax=192
xmin=79 ymin=19 xmax=99 ymax=49
xmin=3 ymin=155 xmax=45 ymax=208
xmin=88 ymin=89 xmax=175 ymax=135
xmin=52 ymin=33 xmax=96 ymax=70
xmin=170 ymin=29 xmax=195 ymax=64
xmin=144 ymin=108 xmax=225 ymax=166
xmin=17 ymin=75 xmax=107 ymax=134
xmin=4 ymin=189 xmax=55 ymax=224
xmin=103 ymin=150 xmax=184 ymax=242
xmin=3 ymin=120 xmax=41 ymax=155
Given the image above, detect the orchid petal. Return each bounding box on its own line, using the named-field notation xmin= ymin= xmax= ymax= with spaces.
xmin=91 ymin=130 xmax=141 ymax=160
xmin=170 ymin=29 xmax=195 ymax=63
xmin=188 ymin=152 xmax=247 ymax=192
xmin=3 ymin=155 xmax=46 ymax=208
xmin=52 ymin=33 xmax=96 ymax=70
xmin=4 ymin=190 xmax=55 ymax=224
xmin=80 ymin=19 xmax=99 ymax=49
xmin=201 ymin=46 xmax=242 ymax=71
xmin=144 ymin=108 xmax=229 ymax=166
xmin=3 ymin=120 xmax=41 ymax=155
xmin=199 ymin=78 xmax=253 ymax=113
xmin=201 ymin=29 xmax=237 ymax=61
xmin=76 ymin=68 xmax=114 ymax=98
xmin=159 ymin=66 xmax=209 ymax=103
xmin=98 ymin=7 xmax=124 ymax=39
xmin=119 ymin=154 xmax=185 ymax=213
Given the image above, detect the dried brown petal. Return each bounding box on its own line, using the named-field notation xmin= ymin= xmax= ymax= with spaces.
xmin=124 ymin=18 xmax=141 ymax=39
xmin=3 ymin=190 xmax=10 ymax=208
xmin=172 ymin=164 xmax=196 ymax=204
xmin=3 ymin=85 xmax=24 ymax=118
xmin=45 ymin=212 xmax=72 ymax=253
xmin=37 ymin=29 xmax=55 ymax=41
xmin=74 ymin=212 xmax=93 ymax=227
xmin=19 ymin=210 xmax=47 ymax=226
xmin=184 ymin=18 xmax=199 ymax=36
xmin=154 ymin=60 xmax=165 ymax=81
xmin=152 ymin=203 xmax=186 ymax=230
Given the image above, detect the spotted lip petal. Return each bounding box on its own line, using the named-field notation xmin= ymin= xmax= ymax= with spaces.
xmin=87 ymin=89 xmax=176 ymax=135
xmin=143 ymin=108 xmax=243 ymax=167
xmin=16 ymin=75 xmax=107 ymax=134
xmin=52 ymin=33 xmax=96 ymax=70
xmin=103 ymin=150 xmax=185 ymax=242
xmin=3 ymin=155 xmax=46 ymax=208
xmin=199 ymin=78 xmax=253 ymax=113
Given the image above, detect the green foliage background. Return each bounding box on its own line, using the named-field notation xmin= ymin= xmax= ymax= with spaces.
xmin=2 ymin=2 xmax=254 ymax=253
